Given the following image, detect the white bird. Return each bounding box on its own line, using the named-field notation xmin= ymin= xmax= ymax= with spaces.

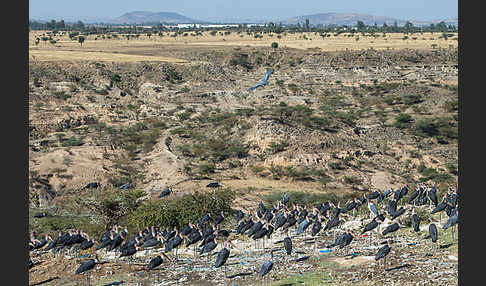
xmin=368 ymin=201 xmax=379 ymax=218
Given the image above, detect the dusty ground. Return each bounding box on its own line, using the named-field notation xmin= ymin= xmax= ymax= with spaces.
xmin=29 ymin=209 xmax=458 ymax=286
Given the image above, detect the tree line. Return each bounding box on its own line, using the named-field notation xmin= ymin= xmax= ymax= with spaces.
xmin=29 ymin=19 xmax=457 ymax=35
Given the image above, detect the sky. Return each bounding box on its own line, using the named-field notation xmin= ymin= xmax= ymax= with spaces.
xmin=29 ymin=0 xmax=458 ymax=23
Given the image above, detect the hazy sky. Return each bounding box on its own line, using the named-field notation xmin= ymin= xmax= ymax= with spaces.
xmin=29 ymin=0 xmax=458 ymax=22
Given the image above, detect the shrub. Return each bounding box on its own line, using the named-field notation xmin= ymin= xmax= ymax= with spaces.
xmin=94 ymin=88 xmax=108 ymax=95
xmin=267 ymin=141 xmax=289 ymax=154
xmin=343 ymin=175 xmax=361 ymax=185
xmin=81 ymin=189 xmax=146 ymax=226
xmin=111 ymin=73 xmax=121 ymax=84
xmin=415 ymin=117 xmax=457 ymax=140
xmin=446 ymin=162 xmax=458 ymax=175
xmin=271 ymin=42 xmax=278 ymax=49
xmin=229 ymin=53 xmax=252 ymax=71
xmin=402 ymin=94 xmax=423 ymax=105
xmin=419 ymin=167 xmax=453 ymax=182
xmin=262 ymin=191 xmax=357 ymax=208
xmin=415 ymin=118 xmax=440 ymax=137
xmin=393 ymin=113 xmax=414 ymax=129
xmin=61 ymin=136 xmax=83 ymax=147
xmin=287 ymin=83 xmax=299 ymax=92
xmin=199 ymin=163 xmax=216 ymax=175
xmin=443 ymin=100 xmax=458 ymax=112
xmin=329 ymin=161 xmax=345 ymax=170
xmin=53 ymin=91 xmax=71 ymax=100
xmin=127 ymin=188 xmax=235 ymax=229
xmin=384 ymin=95 xmax=401 ymax=105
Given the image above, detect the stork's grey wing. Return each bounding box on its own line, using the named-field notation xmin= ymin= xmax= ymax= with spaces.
xmin=262 ymin=69 xmax=273 ymax=82
xmin=249 ymin=82 xmax=264 ymax=92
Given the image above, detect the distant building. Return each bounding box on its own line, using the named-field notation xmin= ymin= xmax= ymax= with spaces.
xmin=177 ymin=23 xmax=201 ymax=29
xmin=201 ymin=24 xmax=240 ymax=28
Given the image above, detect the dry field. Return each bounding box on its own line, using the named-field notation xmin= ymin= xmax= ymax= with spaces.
xmin=29 ymin=30 xmax=457 ymax=63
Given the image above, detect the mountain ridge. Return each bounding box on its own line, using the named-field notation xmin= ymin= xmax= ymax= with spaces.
xmin=31 ymin=11 xmax=457 ymax=26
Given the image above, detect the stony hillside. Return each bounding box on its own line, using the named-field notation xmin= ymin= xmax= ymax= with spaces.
xmin=28 ymin=47 xmax=458 ymax=211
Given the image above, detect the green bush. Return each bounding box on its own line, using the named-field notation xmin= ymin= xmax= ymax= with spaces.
xmin=393 ymin=113 xmax=414 ymax=129
xmin=446 ymin=162 xmax=458 ymax=175
xmin=229 ymin=53 xmax=252 ymax=71
xmin=61 ymin=136 xmax=83 ymax=147
xmin=94 ymin=88 xmax=109 ymax=95
xmin=166 ymin=68 xmax=183 ymax=83
xmin=419 ymin=167 xmax=453 ymax=182
xmin=267 ymin=141 xmax=289 ymax=154
xmin=127 ymin=188 xmax=235 ymax=229
xmin=271 ymin=42 xmax=278 ymax=49
xmin=415 ymin=117 xmax=457 ymax=140
xmin=384 ymin=95 xmax=401 ymax=105
xmin=53 ymin=91 xmax=71 ymax=100
xmin=415 ymin=118 xmax=440 ymax=137
xmin=199 ymin=163 xmax=216 ymax=175
xmin=343 ymin=175 xmax=361 ymax=185
xmin=84 ymin=189 xmax=146 ymax=226
xmin=329 ymin=161 xmax=345 ymax=170
xmin=402 ymin=94 xmax=423 ymax=105
xmin=443 ymin=100 xmax=458 ymax=112
xmin=261 ymin=191 xmax=357 ymax=208
xmin=111 ymin=73 xmax=121 ymax=84
xmin=37 ymin=215 xmax=89 ymax=233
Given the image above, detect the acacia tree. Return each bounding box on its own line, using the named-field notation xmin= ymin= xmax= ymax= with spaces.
xmin=78 ymin=36 xmax=85 ymax=46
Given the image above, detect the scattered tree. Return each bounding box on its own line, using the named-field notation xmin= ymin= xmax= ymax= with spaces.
xmin=78 ymin=36 xmax=85 ymax=46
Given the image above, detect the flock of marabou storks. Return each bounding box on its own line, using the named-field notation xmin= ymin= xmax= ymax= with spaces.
xmin=29 ymin=183 xmax=459 ymax=285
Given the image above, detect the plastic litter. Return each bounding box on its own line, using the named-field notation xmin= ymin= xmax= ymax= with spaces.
xmin=319 ymin=249 xmax=333 ymax=253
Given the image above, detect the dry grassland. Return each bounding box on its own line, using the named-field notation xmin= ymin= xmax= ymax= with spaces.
xmin=29 ymin=31 xmax=457 ymax=63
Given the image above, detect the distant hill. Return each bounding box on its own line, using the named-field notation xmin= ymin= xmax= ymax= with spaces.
xmin=107 ymin=11 xmax=207 ymax=24
xmin=31 ymin=11 xmax=457 ymax=27
xmin=280 ymin=13 xmax=457 ymax=27
xmin=409 ymin=18 xmax=458 ymax=27
xmin=282 ymin=13 xmax=406 ymax=26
